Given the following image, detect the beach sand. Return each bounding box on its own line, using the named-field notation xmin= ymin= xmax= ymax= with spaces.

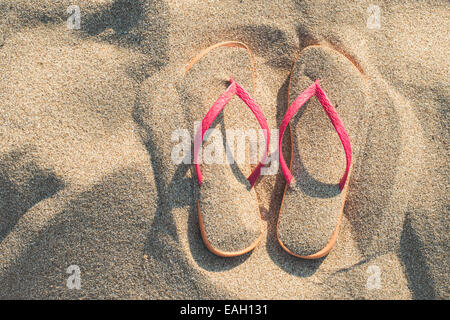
xmin=0 ymin=0 xmax=448 ymax=299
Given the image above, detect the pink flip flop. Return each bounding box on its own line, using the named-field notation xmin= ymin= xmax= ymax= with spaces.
xmin=185 ymin=42 xmax=270 ymax=257
xmin=277 ymin=79 xmax=352 ymax=259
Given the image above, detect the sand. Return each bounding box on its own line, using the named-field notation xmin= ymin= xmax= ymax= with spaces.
xmin=0 ymin=0 xmax=448 ymax=299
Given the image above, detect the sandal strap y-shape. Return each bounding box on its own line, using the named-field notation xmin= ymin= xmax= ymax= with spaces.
xmin=193 ymin=78 xmax=270 ymax=188
xmin=278 ymin=80 xmax=352 ymax=190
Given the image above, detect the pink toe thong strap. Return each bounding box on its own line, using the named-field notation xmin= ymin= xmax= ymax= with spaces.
xmin=193 ymin=78 xmax=270 ymax=188
xmin=278 ymin=80 xmax=352 ymax=191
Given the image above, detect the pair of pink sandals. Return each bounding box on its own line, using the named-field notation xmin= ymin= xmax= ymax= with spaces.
xmin=188 ymin=42 xmax=352 ymax=259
